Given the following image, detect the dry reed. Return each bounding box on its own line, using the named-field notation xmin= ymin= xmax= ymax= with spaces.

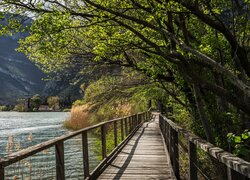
xmin=63 ymin=105 xmax=91 ymax=130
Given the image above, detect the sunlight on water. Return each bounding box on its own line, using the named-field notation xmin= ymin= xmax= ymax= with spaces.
xmin=0 ymin=112 xmax=69 ymax=157
xmin=0 ymin=112 xmax=99 ymax=179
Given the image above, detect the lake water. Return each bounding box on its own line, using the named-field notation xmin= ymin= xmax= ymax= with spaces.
xmin=0 ymin=112 xmax=69 ymax=157
xmin=0 ymin=112 xmax=100 ymax=179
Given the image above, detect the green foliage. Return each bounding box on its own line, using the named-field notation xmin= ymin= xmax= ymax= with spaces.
xmin=30 ymin=94 xmax=42 ymax=111
xmin=0 ymin=105 xmax=8 ymax=111
xmin=1 ymin=1 xmax=250 ymax=163
xmin=227 ymin=130 xmax=250 ymax=160
xmin=13 ymin=104 xmax=27 ymax=112
xmin=73 ymin=100 xmax=85 ymax=106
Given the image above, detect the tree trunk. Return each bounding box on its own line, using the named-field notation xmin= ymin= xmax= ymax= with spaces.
xmin=193 ymin=84 xmax=215 ymax=144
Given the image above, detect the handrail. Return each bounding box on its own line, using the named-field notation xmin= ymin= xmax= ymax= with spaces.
xmin=0 ymin=111 xmax=151 ymax=180
xmin=159 ymin=114 xmax=250 ymax=180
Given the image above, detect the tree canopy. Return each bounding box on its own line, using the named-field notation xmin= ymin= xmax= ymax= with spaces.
xmin=0 ymin=0 xmax=249 ymax=145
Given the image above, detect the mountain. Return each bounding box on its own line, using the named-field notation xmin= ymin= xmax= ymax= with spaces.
xmin=0 ymin=33 xmax=46 ymax=105
xmin=0 ymin=15 xmax=82 ymax=105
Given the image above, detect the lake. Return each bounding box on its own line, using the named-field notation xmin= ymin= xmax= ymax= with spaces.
xmin=0 ymin=112 xmax=100 ymax=179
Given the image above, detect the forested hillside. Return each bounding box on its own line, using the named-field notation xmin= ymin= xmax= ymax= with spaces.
xmin=0 ymin=20 xmax=45 ymax=104
xmin=0 ymin=15 xmax=81 ymax=105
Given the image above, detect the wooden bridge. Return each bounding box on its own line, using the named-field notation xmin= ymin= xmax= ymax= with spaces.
xmin=0 ymin=111 xmax=250 ymax=180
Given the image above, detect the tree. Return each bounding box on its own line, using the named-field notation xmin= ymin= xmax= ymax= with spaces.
xmin=0 ymin=0 xmax=249 ymax=144
xmin=47 ymin=96 xmax=60 ymax=110
xmin=31 ymin=94 xmax=42 ymax=111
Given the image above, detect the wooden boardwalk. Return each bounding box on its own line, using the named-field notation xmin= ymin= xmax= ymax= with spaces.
xmin=98 ymin=114 xmax=176 ymax=179
xmin=1 ymin=111 xmax=250 ymax=180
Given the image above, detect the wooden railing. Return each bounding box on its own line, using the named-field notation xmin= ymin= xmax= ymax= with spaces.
xmin=159 ymin=114 xmax=250 ymax=180
xmin=0 ymin=111 xmax=150 ymax=180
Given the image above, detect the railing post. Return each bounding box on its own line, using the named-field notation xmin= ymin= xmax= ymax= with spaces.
xmin=0 ymin=166 xmax=4 ymax=180
xmin=189 ymin=141 xmax=197 ymax=180
xmin=171 ymin=128 xmax=180 ymax=179
xmin=165 ymin=122 xmax=169 ymax=151
xmin=132 ymin=116 xmax=135 ymax=130
xmin=228 ymin=169 xmax=247 ymax=180
xmin=135 ymin=115 xmax=138 ymax=128
xmin=129 ymin=117 xmax=132 ymax=133
xmin=121 ymin=119 xmax=124 ymax=140
xmin=114 ymin=121 xmax=118 ymax=147
xmin=82 ymin=131 xmax=89 ymax=179
xmin=136 ymin=114 xmax=141 ymax=126
xmin=167 ymin=123 xmax=171 ymax=152
xmin=125 ymin=118 xmax=128 ymax=136
xmin=55 ymin=141 xmax=65 ymax=180
xmin=101 ymin=124 xmax=107 ymax=159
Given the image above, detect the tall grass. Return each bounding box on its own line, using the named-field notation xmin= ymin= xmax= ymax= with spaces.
xmin=64 ymin=102 xmax=133 ymax=131
xmin=63 ymin=105 xmax=90 ymax=130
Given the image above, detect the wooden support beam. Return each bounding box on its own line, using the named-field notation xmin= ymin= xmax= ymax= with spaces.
xmin=101 ymin=125 xmax=107 ymax=159
xmin=121 ymin=119 xmax=124 ymax=140
xmin=136 ymin=114 xmax=139 ymax=126
xmin=228 ymin=168 xmax=248 ymax=180
xmin=172 ymin=128 xmax=180 ymax=179
xmin=55 ymin=141 xmax=65 ymax=180
xmin=189 ymin=141 xmax=197 ymax=180
xmin=129 ymin=117 xmax=132 ymax=133
xmin=114 ymin=121 xmax=118 ymax=147
xmin=82 ymin=131 xmax=89 ymax=179
xmin=0 ymin=166 xmax=4 ymax=180
xmin=125 ymin=118 xmax=128 ymax=136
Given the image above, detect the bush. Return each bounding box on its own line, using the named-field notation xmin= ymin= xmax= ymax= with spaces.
xmin=47 ymin=96 xmax=60 ymax=110
xmin=63 ymin=105 xmax=90 ymax=130
xmin=13 ymin=104 xmax=27 ymax=112
xmin=31 ymin=94 xmax=42 ymax=111
xmin=73 ymin=100 xmax=85 ymax=106
xmin=0 ymin=106 xmax=8 ymax=111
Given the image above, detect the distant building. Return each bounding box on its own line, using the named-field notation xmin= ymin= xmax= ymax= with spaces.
xmin=38 ymin=105 xmax=50 ymax=111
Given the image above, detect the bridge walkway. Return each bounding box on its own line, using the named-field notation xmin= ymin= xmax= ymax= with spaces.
xmin=98 ymin=114 xmax=176 ymax=179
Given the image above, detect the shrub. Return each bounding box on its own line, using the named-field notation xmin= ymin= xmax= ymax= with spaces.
xmin=0 ymin=106 xmax=8 ymax=111
xmin=31 ymin=94 xmax=42 ymax=111
xmin=13 ymin=104 xmax=27 ymax=112
xmin=47 ymin=96 xmax=60 ymax=110
xmin=63 ymin=105 xmax=90 ymax=130
xmin=73 ymin=100 xmax=85 ymax=106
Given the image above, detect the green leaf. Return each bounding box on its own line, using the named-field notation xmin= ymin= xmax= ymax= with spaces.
xmin=241 ymin=133 xmax=249 ymax=140
xmin=234 ymin=136 xmax=242 ymax=143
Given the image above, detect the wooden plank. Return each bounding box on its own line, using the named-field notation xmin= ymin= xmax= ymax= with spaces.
xmin=82 ymin=131 xmax=89 ymax=179
xmin=108 ymin=163 xmax=170 ymax=168
xmin=120 ymin=150 xmax=166 ymax=155
xmin=98 ymin=173 xmax=174 ymax=179
xmin=98 ymin=117 xmax=176 ymax=180
xmin=102 ymin=168 xmax=171 ymax=174
xmin=55 ymin=141 xmax=65 ymax=180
